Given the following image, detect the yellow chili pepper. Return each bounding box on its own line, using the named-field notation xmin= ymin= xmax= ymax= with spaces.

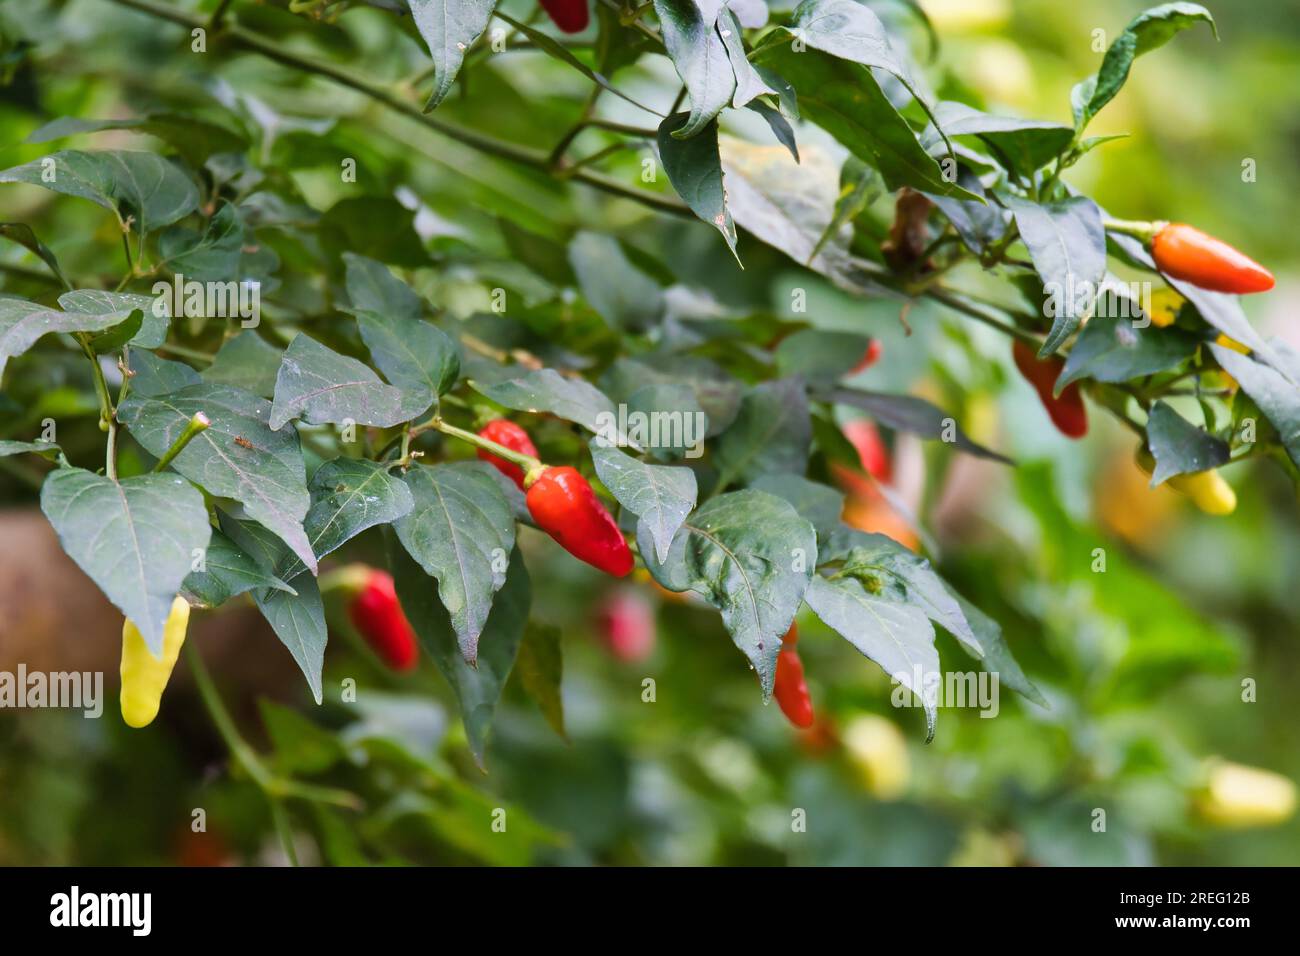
xmin=1195 ymin=760 xmax=1297 ymax=828
xmin=1136 ymin=450 xmax=1237 ymax=516
xmin=120 ymin=596 xmax=190 ymax=728
xmin=1145 ymin=287 xmax=1184 ymax=328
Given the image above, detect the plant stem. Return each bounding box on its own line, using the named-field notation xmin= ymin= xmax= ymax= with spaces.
xmin=104 ymin=0 xmax=688 ymax=216
xmin=152 ymin=412 xmax=211 ymax=472
xmin=155 ymin=342 xmax=216 ymax=364
xmin=1103 ymin=218 xmax=1162 ymax=243
xmin=927 ymin=287 xmax=1040 ymax=346
xmin=412 ymin=416 xmax=542 ymax=471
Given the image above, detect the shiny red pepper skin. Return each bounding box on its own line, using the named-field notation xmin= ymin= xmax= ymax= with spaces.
xmin=525 ymin=466 xmax=633 ymax=577
xmin=477 ymin=419 xmax=538 ymax=490
xmin=349 ymin=570 xmax=419 ymax=671
xmin=773 ymin=623 xmax=814 ymax=728
xmin=1152 ymin=223 xmax=1274 ymax=295
xmin=538 ymin=0 xmax=589 ymax=33
xmin=1012 ymin=340 xmax=1088 ymax=439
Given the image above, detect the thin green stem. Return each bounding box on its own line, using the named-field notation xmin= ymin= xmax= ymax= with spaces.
xmin=927 ymin=287 xmax=1040 ymax=346
xmin=413 ymin=416 xmax=542 ymax=471
xmin=152 ymin=412 xmax=211 ymax=472
xmin=155 ymin=342 xmax=217 ymax=364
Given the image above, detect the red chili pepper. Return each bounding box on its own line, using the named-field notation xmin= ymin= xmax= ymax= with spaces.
xmin=1151 ymin=223 xmax=1274 ymax=295
xmin=538 ymin=0 xmax=589 ymax=33
xmin=595 ymin=588 xmax=656 ymax=662
xmin=1012 ymin=339 xmax=1088 ymax=439
xmin=477 ymin=419 xmax=538 ymax=490
xmin=348 ymin=570 xmax=419 ymax=671
xmin=841 ymin=417 xmax=892 ymax=483
xmin=526 ymin=466 xmax=634 ymax=576
xmin=773 ymin=623 xmax=814 ymax=728
xmin=851 ymin=339 xmax=883 ymax=374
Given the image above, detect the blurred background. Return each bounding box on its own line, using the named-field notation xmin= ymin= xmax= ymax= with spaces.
xmin=0 ymin=0 xmax=1297 ymax=865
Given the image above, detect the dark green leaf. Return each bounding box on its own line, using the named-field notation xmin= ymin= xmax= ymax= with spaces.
xmin=750 ymin=473 xmax=843 ymax=542
xmin=657 ymin=115 xmax=739 ymax=261
xmin=820 ymin=386 xmax=1013 ymax=463
xmin=516 ymin=623 xmax=565 ymax=739
xmin=117 ymin=383 xmax=316 ymax=573
xmin=157 ymin=203 xmax=244 ymax=279
xmin=394 ymin=462 xmax=516 ymax=663
xmin=774 ymin=328 xmax=873 ymax=380
xmin=653 ymin=0 xmax=735 ymax=138
xmin=717 ymin=7 xmax=773 ymax=107
xmin=643 ymin=489 xmax=816 ymax=696
xmin=1145 ymin=400 xmax=1229 ymax=485
xmin=0 ymin=222 xmax=67 ymax=287
xmin=950 ymin=592 xmax=1047 ymax=708
xmin=1056 ymin=302 xmax=1200 ymax=390
xmin=357 ymin=310 xmax=460 ymax=407
xmin=930 ymin=101 xmax=1073 ymax=177
xmin=1004 ymin=195 xmax=1107 ymax=356
xmin=269 ymin=334 xmax=432 ymax=429
xmin=1211 ymin=343 xmax=1300 ymax=469
xmin=389 ymin=532 xmax=530 ymax=769
xmin=589 ymin=439 xmax=697 ymax=563
xmin=714 ymin=377 xmax=812 ymax=486
xmin=129 ymin=350 xmax=201 ymax=397
xmin=182 ymin=528 xmax=296 ymax=609
xmin=0 ymin=297 xmax=138 ymax=377
xmin=59 ymin=290 xmax=168 ymax=349
xmin=201 ymin=332 xmax=283 ymax=397
xmin=568 ymin=232 xmax=665 ymax=330
xmin=41 ymin=466 xmax=210 ymax=655
xmin=410 ymin=0 xmax=499 ymax=111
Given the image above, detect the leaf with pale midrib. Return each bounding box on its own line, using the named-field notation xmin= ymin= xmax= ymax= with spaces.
xmin=41 ymin=466 xmax=210 ymax=655
xmin=270 ymin=334 xmax=431 ymax=429
xmin=589 ymin=440 xmax=697 ymax=564
xmin=117 ymin=382 xmax=316 ymax=573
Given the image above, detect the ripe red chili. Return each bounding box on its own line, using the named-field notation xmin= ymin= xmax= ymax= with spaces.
xmin=525 ymin=466 xmax=634 ymax=577
xmin=851 ymin=339 xmax=883 ymax=374
xmin=1012 ymin=340 xmax=1088 ymax=439
xmin=538 ymin=0 xmax=588 ymax=33
xmin=595 ymin=588 xmax=656 ymax=662
xmin=773 ymin=623 xmax=814 ymax=728
xmin=842 ymin=417 xmax=891 ymax=483
xmin=348 ymin=570 xmax=419 ymax=671
xmin=477 ymin=419 xmax=538 ymax=490
xmin=1151 ymin=223 xmax=1274 ymax=295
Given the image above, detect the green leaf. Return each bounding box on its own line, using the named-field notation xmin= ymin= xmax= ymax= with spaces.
xmin=603 ymin=355 xmax=742 ymax=438
xmin=0 ymin=150 xmax=198 ymax=236
xmin=260 ymin=698 xmax=347 ymax=776
xmin=0 ymin=439 xmax=59 ymax=458
xmin=750 ymin=473 xmax=843 ymax=543
xmin=1075 ymin=3 xmax=1216 ymax=129
xmin=0 ymin=297 xmax=137 ymax=378
xmin=356 ymin=310 xmax=460 ymax=409
xmin=117 ymin=383 xmax=317 ymax=573
xmin=129 ymin=350 xmax=200 ymax=397
xmin=714 ymin=377 xmax=811 ymax=486
xmin=568 ymin=232 xmax=665 ymax=330
xmin=820 ymin=386 xmax=1013 ymax=463
xmin=774 ymin=328 xmax=873 ymax=380
xmin=1004 ymin=195 xmax=1107 ymax=356
xmin=410 ymin=0 xmax=499 ymax=111
xmin=750 ymin=34 xmax=977 ymax=201
xmin=1145 ymin=400 xmax=1229 ymax=485
xmin=84 ymin=311 xmax=142 ymax=353
xmin=1056 ymin=301 xmax=1200 ymax=390
xmin=269 ymin=334 xmax=431 ymax=429
xmin=220 ymin=513 xmax=327 ymax=703
xmin=342 ymin=252 xmax=423 ymax=319
xmin=643 ymin=489 xmax=816 ymax=696
xmin=929 ymin=168 xmax=1007 ymax=254
xmin=318 ymin=197 xmax=427 ymax=268
xmin=717 ymin=7 xmax=773 ymax=108
xmin=805 ymin=573 xmax=937 ymax=738
xmin=394 ymin=462 xmax=516 ymax=663
xmin=277 ymin=458 xmax=416 ymax=579
xmin=469 ymin=367 xmax=641 ymax=449
xmin=202 ymin=332 xmax=283 ymax=398
xmin=824 ymin=526 xmax=982 ymax=657
xmin=157 ymin=203 xmax=244 ymax=279
xmin=182 ymin=528 xmax=296 ymax=609
xmin=516 ymin=623 xmax=565 ymax=739
xmin=1211 ymin=343 xmax=1300 ymax=469
xmin=388 ymin=532 xmax=530 ymax=769
xmin=41 ymin=466 xmax=210 ymax=655
xmin=589 ymin=438 xmax=697 ymax=563
xmin=746 ymin=100 xmax=799 ymax=162
xmin=59 ymin=290 xmax=168 ymax=349
xmin=657 ymin=115 xmax=739 ymax=262
xmin=0 ymin=222 xmax=68 ymax=287
xmin=930 ymin=101 xmax=1073 ymax=177
xmin=653 ymin=0 xmax=736 ymax=139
